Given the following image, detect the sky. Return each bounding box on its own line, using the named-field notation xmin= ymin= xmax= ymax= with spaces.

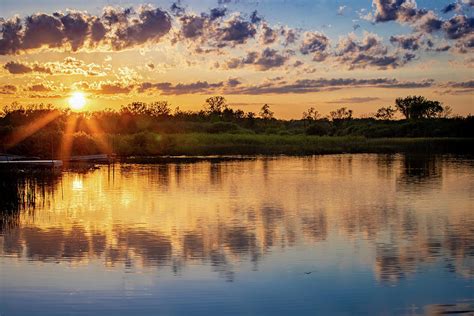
xmin=0 ymin=0 xmax=472 ymax=118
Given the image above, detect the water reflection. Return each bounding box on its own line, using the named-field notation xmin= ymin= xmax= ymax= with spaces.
xmin=0 ymin=155 xmax=473 ymax=288
xmin=0 ymin=170 xmax=61 ymax=232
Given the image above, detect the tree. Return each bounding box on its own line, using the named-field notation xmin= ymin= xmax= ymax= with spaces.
xmin=329 ymin=107 xmax=353 ymax=121
xmin=246 ymin=112 xmax=256 ymax=119
xmin=437 ymin=105 xmax=453 ymax=118
xmin=205 ymin=96 xmax=228 ymax=115
xmin=395 ymin=96 xmax=444 ymax=119
xmin=259 ymin=104 xmax=274 ymax=120
xmin=374 ymin=106 xmax=396 ymax=120
xmin=302 ymin=107 xmax=321 ymax=122
xmin=149 ymin=101 xmax=171 ymax=117
xmin=121 ymin=102 xmax=149 ymax=115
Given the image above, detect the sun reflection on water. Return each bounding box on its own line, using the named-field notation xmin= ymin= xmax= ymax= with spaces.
xmin=1 ymin=155 xmax=473 ymax=285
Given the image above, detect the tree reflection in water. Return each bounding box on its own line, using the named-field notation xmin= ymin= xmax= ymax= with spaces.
xmin=0 ymin=154 xmax=473 ymax=285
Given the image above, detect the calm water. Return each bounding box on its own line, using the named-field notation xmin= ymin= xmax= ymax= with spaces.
xmin=1 ymin=154 xmax=473 ymax=315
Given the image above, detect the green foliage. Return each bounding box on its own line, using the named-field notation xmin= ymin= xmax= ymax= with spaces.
xmin=305 ymin=121 xmax=331 ymax=136
xmin=206 ymin=122 xmax=250 ymax=134
xmin=0 ymin=96 xmax=473 ymax=158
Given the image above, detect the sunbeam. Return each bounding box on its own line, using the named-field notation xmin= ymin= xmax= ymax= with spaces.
xmin=59 ymin=115 xmax=79 ymax=167
xmin=5 ymin=110 xmax=61 ymax=149
xmin=84 ymin=117 xmax=113 ymax=154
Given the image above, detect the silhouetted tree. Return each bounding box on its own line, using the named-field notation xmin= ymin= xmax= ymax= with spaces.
xmin=375 ymin=106 xmax=396 ymax=120
xmin=205 ymin=96 xmax=228 ymax=115
xmin=395 ymin=96 xmax=444 ymax=119
xmin=259 ymin=104 xmax=274 ymax=120
xmin=329 ymin=107 xmax=353 ymax=121
xmin=149 ymin=101 xmax=171 ymax=117
xmin=302 ymin=107 xmax=321 ymax=122
xmin=246 ymin=112 xmax=256 ymax=119
xmin=437 ymin=105 xmax=453 ymax=118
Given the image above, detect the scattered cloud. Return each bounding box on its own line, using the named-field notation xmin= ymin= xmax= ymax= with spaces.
xmin=335 ymin=32 xmax=415 ymax=69
xmin=223 ymin=48 xmax=290 ymax=70
xmin=0 ymin=5 xmax=172 ymax=55
xmin=0 ymin=84 xmax=17 ymax=94
xmin=390 ymin=34 xmax=421 ymax=50
xmin=327 ymin=97 xmax=381 ymax=104
xmin=438 ymin=80 xmax=474 ymax=94
xmin=2 ymin=57 xmax=107 ymax=76
xmin=300 ymin=32 xmax=330 ymax=61
xmin=337 ymin=6 xmax=348 ymax=16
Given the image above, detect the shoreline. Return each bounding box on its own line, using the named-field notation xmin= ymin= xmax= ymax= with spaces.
xmin=113 ymin=134 xmax=474 ymax=157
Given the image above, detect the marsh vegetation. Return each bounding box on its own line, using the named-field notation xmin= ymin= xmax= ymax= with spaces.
xmin=1 ymin=96 xmax=473 ymax=158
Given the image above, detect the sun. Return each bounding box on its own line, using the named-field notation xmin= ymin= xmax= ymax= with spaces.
xmin=68 ymin=92 xmax=87 ymax=111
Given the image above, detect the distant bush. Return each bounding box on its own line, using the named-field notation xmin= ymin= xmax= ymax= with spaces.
xmin=72 ymin=132 xmax=99 ymax=155
xmin=306 ymin=121 xmax=331 ymax=136
xmin=207 ymin=122 xmax=245 ymax=134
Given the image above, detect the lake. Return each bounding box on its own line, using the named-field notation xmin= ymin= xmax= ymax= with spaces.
xmin=1 ymin=154 xmax=473 ymax=315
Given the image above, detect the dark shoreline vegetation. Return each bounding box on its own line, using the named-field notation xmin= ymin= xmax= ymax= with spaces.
xmin=1 ymin=95 xmax=473 ymax=158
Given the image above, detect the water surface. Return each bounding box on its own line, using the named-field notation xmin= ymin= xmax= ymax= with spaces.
xmin=1 ymin=154 xmax=473 ymax=315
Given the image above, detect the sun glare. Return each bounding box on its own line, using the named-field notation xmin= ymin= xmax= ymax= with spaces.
xmin=69 ymin=92 xmax=87 ymax=111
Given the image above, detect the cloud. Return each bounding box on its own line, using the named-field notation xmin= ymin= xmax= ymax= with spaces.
xmin=259 ymin=23 xmax=278 ymax=45
xmin=454 ymin=34 xmax=474 ymax=53
xmin=2 ymin=58 xmax=106 ymax=76
xmin=370 ymin=0 xmax=428 ymax=23
xmin=138 ymin=80 xmax=225 ymax=95
xmin=300 ymin=32 xmax=330 ymax=61
xmin=210 ymin=7 xmax=227 ymax=20
xmin=327 ymin=97 xmax=381 ymax=104
xmin=26 ymin=83 xmax=53 ymax=92
xmin=73 ymin=80 xmax=134 ymax=94
xmin=224 ymin=77 xmax=436 ymax=94
xmin=224 ymin=48 xmax=290 ymax=70
xmin=75 ymin=76 xmax=435 ymax=96
xmin=0 ymin=84 xmax=17 ymax=94
xmin=442 ymin=15 xmax=474 ymax=40
xmin=367 ymin=1 xmax=473 ymax=54
xmin=335 ymin=32 xmax=414 ymax=69
xmin=99 ymin=82 xmax=134 ymax=94
xmin=217 ymin=14 xmax=258 ymax=44
xmin=170 ymin=2 xmax=185 ymax=17
xmin=442 ymin=3 xmax=461 ymax=14
xmin=390 ymin=34 xmax=421 ymax=50
xmin=438 ymin=80 xmax=474 ymax=94
xmin=0 ymin=5 xmax=172 ymax=55
xmin=337 ymin=6 xmax=348 ymax=16
xmin=3 ymin=61 xmax=35 ymax=74
xmin=445 ymin=80 xmax=474 ymax=88
xmin=280 ymin=27 xmax=299 ymax=46
xmin=177 ymin=10 xmax=258 ymax=50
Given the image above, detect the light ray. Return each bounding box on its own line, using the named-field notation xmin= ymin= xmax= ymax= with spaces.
xmin=5 ymin=110 xmax=61 ymax=149
xmin=59 ymin=114 xmax=79 ymax=168
xmin=84 ymin=117 xmax=113 ymax=154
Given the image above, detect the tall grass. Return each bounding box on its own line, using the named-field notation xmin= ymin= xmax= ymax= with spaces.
xmin=110 ymin=133 xmax=474 ymax=156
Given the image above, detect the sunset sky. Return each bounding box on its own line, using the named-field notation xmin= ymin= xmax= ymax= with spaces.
xmin=0 ymin=0 xmax=472 ymax=118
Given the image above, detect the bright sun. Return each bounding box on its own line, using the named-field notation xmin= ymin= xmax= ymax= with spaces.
xmin=68 ymin=92 xmax=87 ymax=110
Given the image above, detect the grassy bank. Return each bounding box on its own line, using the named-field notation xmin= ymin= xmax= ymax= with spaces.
xmin=112 ymin=133 xmax=474 ymax=156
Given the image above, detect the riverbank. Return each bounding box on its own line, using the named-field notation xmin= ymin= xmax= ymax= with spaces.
xmin=113 ymin=133 xmax=474 ymax=157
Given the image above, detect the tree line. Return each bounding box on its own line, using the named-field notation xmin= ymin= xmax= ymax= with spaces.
xmin=0 ymin=95 xmax=472 ymax=158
